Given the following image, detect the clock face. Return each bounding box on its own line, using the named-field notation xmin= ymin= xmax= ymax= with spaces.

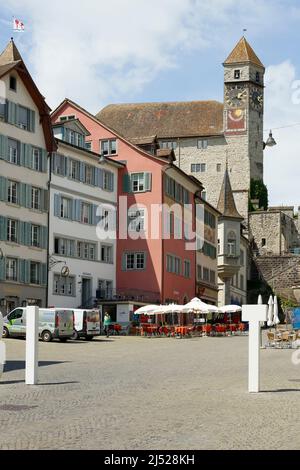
xmin=225 ymin=84 xmax=247 ymax=107
xmin=250 ymin=87 xmax=263 ymax=110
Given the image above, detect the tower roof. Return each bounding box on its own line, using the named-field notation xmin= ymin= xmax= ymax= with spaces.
xmin=217 ymin=168 xmax=243 ymax=219
xmin=224 ymin=37 xmax=264 ymax=68
xmin=0 ymin=38 xmax=22 ymax=65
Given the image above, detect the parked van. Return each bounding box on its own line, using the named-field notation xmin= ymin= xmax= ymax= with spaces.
xmin=72 ymin=309 xmax=101 ymax=340
xmin=2 ymin=307 xmax=74 ymax=342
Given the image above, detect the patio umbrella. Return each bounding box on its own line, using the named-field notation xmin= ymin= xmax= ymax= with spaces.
xmin=219 ymin=305 xmax=242 ymax=314
xmin=257 ymin=294 xmax=263 ymax=305
xmin=273 ymin=296 xmax=280 ymax=325
xmin=134 ymin=305 xmax=158 ymax=315
xmin=267 ymin=295 xmax=274 ymax=327
xmin=182 ymin=297 xmax=219 ymax=314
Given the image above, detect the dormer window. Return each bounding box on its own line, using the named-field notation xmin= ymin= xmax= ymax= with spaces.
xmin=100 ymin=139 xmax=117 ymax=156
xmin=234 ymin=70 xmax=240 ymax=79
xmin=60 ymin=115 xmax=75 ymax=122
xmin=9 ymin=76 xmax=17 ymax=91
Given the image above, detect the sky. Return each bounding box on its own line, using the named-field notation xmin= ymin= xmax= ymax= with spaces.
xmin=1 ymin=0 xmax=300 ymax=208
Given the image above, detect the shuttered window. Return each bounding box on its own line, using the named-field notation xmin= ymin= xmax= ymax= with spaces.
xmin=6 ymin=100 xmax=35 ymax=132
xmin=122 ymin=172 xmax=152 ymax=193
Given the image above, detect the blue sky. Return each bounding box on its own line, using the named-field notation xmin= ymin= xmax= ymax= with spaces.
xmin=1 ymin=0 xmax=300 ymax=207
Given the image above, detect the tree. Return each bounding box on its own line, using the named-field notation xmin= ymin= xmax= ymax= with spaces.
xmin=249 ymin=179 xmax=268 ymax=210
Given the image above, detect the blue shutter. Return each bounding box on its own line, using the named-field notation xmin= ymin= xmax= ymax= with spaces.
xmin=0 ymin=176 xmax=7 ymax=201
xmin=80 ymin=162 xmax=85 ymax=182
xmin=0 ymin=134 xmax=8 ymax=160
xmin=145 ymin=172 xmax=152 ymax=191
xmin=24 ymin=144 xmax=32 ymax=168
xmin=54 ymin=193 xmax=61 ymax=217
xmin=75 ymin=200 xmax=81 ymax=222
xmin=18 ymin=259 xmax=25 ymax=283
xmin=41 ymin=226 xmax=48 ymax=249
xmin=95 ymin=168 xmax=104 ymax=188
xmin=19 ymin=142 xmax=25 ymax=167
xmin=0 ymin=257 xmax=6 ymax=281
xmin=41 ymin=263 xmax=47 ymax=286
xmin=19 ymin=221 xmax=25 ymax=245
xmin=26 ymin=223 xmax=32 ymax=246
xmin=19 ymin=183 xmax=27 ymax=207
xmin=92 ymin=166 xmax=96 ymax=186
xmin=26 ymin=184 xmax=32 ymax=208
xmin=65 ymin=156 xmax=70 ymax=177
xmin=91 ymin=204 xmax=98 ymax=225
xmin=122 ymin=174 xmax=131 ymax=193
xmin=24 ymin=260 xmax=30 ymax=284
xmin=41 ymin=149 xmax=48 ymax=173
xmin=0 ymin=216 xmax=7 ymax=241
xmin=7 ymin=100 xmax=18 ymax=125
xmin=51 ymin=153 xmax=56 ymax=173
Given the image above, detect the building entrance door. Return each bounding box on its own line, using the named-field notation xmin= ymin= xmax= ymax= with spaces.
xmin=82 ymin=278 xmax=92 ymax=307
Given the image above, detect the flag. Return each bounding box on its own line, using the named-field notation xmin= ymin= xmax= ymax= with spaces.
xmin=13 ymin=18 xmax=25 ymax=32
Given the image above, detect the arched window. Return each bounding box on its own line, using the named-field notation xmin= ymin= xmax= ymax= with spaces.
xmin=227 ymin=231 xmax=236 ymax=256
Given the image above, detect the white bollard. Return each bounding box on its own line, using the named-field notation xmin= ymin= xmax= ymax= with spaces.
xmin=242 ymin=305 xmax=268 ymax=393
xmin=25 ymin=306 xmax=39 ymax=385
xmin=0 ymin=313 xmax=6 ymax=379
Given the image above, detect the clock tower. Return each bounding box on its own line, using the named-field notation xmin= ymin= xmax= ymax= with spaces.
xmin=223 ymin=37 xmax=265 ymax=220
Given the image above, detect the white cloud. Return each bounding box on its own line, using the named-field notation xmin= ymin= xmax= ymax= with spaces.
xmin=264 ymin=61 xmax=300 ymax=208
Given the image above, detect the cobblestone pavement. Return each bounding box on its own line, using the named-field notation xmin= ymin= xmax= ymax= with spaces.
xmin=0 ymin=334 xmax=299 ymax=450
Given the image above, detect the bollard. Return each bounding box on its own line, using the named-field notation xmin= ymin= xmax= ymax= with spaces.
xmin=242 ymin=305 xmax=268 ymax=393
xmin=25 ymin=306 xmax=39 ymax=385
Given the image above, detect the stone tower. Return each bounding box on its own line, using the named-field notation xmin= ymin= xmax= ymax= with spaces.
xmin=223 ymin=37 xmax=265 ymax=221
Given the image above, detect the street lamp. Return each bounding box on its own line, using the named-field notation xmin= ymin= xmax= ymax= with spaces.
xmin=263 ymin=130 xmax=277 ymax=149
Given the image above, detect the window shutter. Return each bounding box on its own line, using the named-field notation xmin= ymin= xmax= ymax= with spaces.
xmin=53 ymin=193 xmax=61 ymax=217
xmin=51 ymin=153 xmax=56 ymax=173
xmin=80 ymin=162 xmax=85 ymax=182
xmin=25 ymin=144 xmax=32 ymax=168
xmin=41 ymin=189 xmax=49 ymax=212
xmin=18 ymin=259 xmax=25 ymax=283
xmin=26 ymin=223 xmax=32 ymax=246
xmin=74 ymin=199 xmax=81 ymax=222
xmin=108 ymin=172 xmax=114 ymax=191
xmin=19 ymin=142 xmax=25 ymax=167
xmin=26 ymin=184 xmax=32 ymax=208
xmin=19 ymin=183 xmax=27 ymax=207
xmin=91 ymin=166 xmax=96 ymax=186
xmin=0 ymin=176 xmax=7 ymax=201
xmin=0 ymin=216 xmax=7 ymax=241
xmin=0 ymin=257 xmax=6 ymax=281
xmin=41 ymin=226 xmax=48 ymax=249
xmin=7 ymin=100 xmax=18 ymax=125
xmin=95 ymin=168 xmax=103 ymax=188
xmin=0 ymin=134 xmax=8 ymax=160
xmin=64 ymin=156 xmax=70 ymax=177
xmin=41 ymin=263 xmax=47 ymax=286
xmin=24 ymin=260 xmax=30 ymax=284
xmin=122 ymin=174 xmax=131 ymax=193
xmin=29 ymin=109 xmax=35 ymax=132
xmin=41 ymin=149 xmax=48 ymax=173
xmin=91 ymin=204 xmax=98 ymax=225
xmin=121 ymin=253 xmax=127 ymax=271
xmin=19 ymin=221 xmax=25 ymax=245
xmin=144 ymin=172 xmax=152 ymax=191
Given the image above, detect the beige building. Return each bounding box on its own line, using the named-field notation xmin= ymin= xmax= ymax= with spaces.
xmin=97 ymin=37 xmax=266 ymax=222
xmin=0 ymin=39 xmax=55 ymax=315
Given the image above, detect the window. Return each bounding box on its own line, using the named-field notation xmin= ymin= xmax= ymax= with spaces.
xmin=74 ymin=133 xmax=83 ymax=148
xmin=227 ymin=231 xmax=236 ymax=256
xmin=7 ymin=180 xmax=18 ymax=204
xmin=7 ymin=219 xmax=17 ymax=243
xmin=53 ymin=274 xmax=75 ymax=296
xmin=131 ymin=173 xmax=145 ymax=192
xmin=262 ymin=238 xmax=266 ymax=247
xmin=202 ymin=242 xmax=217 ymax=259
xmin=197 ymin=265 xmax=202 ymax=281
xmin=125 ymin=252 xmax=145 ymax=270
xmin=103 ymin=170 xmax=113 ymax=191
xmin=100 ymin=139 xmax=117 ymax=156
xmin=128 ymin=209 xmax=145 ymax=232
xmin=60 ymin=197 xmax=72 ymax=219
xmin=164 ymin=176 xmax=189 ymax=204
xmin=60 ymin=115 xmax=75 ymax=122
xmin=166 ymin=254 xmax=181 ymax=275
xmin=161 ymin=141 xmax=177 ymax=150
xmin=18 ymin=105 xmax=29 ymax=130
xmin=9 ymin=76 xmax=17 ymax=91
xmin=101 ymin=245 xmax=113 ymax=263
xmin=8 ymin=138 xmax=19 ymax=164
xmin=234 ymin=69 xmax=241 ymax=79
xmin=184 ymin=260 xmax=191 ymax=278
xmin=191 ymin=163 xmax=206 ymax=173
xmin=256 ymin=72 xmax=260 ymax=83
xmin=85 ymin=165 xmax=93 ymax=185
xmin=204 ymin=209 xmax=216 ymax=229
xmin=6 ymin=258 xmax=17 ymax=281
xmin=31 ymin=225 xmax=40 ymax=247
xmin=85 ymin=141 xmax=92 ymax=151
xmin=54 ymin=237 xmax=75 ymax=257
xmin=203 ymin=267 xmax=210 ymax=282
xmin=30 ymin=262 xmax=39 ymax=284
xmin=32 ymin=148 xmax=41 ymax=171
xmin=76 ymin=241 xmax=95 ymax=260
xmin=217 ymin=163 xmax=222 ymax=172
xmin=210 ymin=270 xmax=216 ymax=284
xmin=81 ymin=202 xmax=91 ymax=224
xmin=70 ymin=159 xmax=80 ymax=181
xmin=31 ymin=187 xmax=41 ymax=210
xmin=197 ymin=139 xmax=208 ymax=150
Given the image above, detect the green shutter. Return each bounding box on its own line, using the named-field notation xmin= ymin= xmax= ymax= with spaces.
xmin=0 ymin=176 xmax=7 ymax=201
xmin=29 ymin=110 xmax=35 ymax=132
xmin=144 ymin=172 xmax=152 ymax=191
xmin=41 ymin=226 xmax=48 ymax=249
xmin=41 ymin=263 xmax=47 ymax=286
xmin=41 ymin=149 xmax=48 ymax=173
xmin=7 ymin=100 xmax=18 ymax=125
xmin=26 ymin=223 xmax=32 ymax=246
xmin=19 ymin=183 xmax=27 ymax=207
xmin=24 ymin=144 xmax=32 ymax=168
xmin=0 ymin=216 xmax=7 ymax=241
xmin=122 ymin=174 xmax=131 ymax=193
xmin=19 ymin=221 xmax=25 ymax=245
xmin=19 ymin=142 xmax=26 ymax=167
xmin=0 ymin=257 xmax=6 ymax=281
xmin=0 ymin=134 xmax=8 ymax=160
xmin=26 ymin=184 xmax=32 ymax=208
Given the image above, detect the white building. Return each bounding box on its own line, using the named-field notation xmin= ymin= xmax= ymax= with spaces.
xmin=0 ymin=39 xmax=55 ymax=315
xmin=48 ymin=118 xmax=123 ymax=308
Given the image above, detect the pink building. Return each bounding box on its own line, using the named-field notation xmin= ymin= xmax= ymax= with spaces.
xmin=51 ymin=99 xmax=202 ymax=306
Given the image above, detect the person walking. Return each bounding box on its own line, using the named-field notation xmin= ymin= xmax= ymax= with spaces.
xmin=103 ymin=312 xmax=111 ymax=337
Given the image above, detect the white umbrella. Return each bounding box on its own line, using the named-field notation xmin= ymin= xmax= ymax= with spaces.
xmin=273 ymin=296 xmax=280 ymax=325
xmin=152 ymin=304 xmax=185 ymax=314
xmin=267 ymin=295 xmax=274 ymax=326
xmin=257 ymin=295 xmax=263 ymax=305
xmin=134 ymin=305 xmax=158 ymax=315
xmin=219 ymin=305 xmax=242 ymax=314
xmin=182 ymin=297 xmax=219 ymax=314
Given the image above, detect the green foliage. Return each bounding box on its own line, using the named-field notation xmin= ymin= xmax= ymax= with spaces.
xmin=250 ymin=179 xmax=268 ymax=210
xmin=278 ymin=297 xmax=298 ymax=311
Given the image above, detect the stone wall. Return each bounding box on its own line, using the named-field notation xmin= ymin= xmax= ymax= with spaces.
xmin=253 ymin=255 xmax=300 ymax=291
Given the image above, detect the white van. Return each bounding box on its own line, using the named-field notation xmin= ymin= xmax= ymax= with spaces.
xmin=72 ymin=309 xmax=101 ymax=340
xmin=2 ymin=307 xmax=74 ymax=342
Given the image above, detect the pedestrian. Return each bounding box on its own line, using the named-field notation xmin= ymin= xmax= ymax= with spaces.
xmin=103 ymin=312 xmax=111 ymax=337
